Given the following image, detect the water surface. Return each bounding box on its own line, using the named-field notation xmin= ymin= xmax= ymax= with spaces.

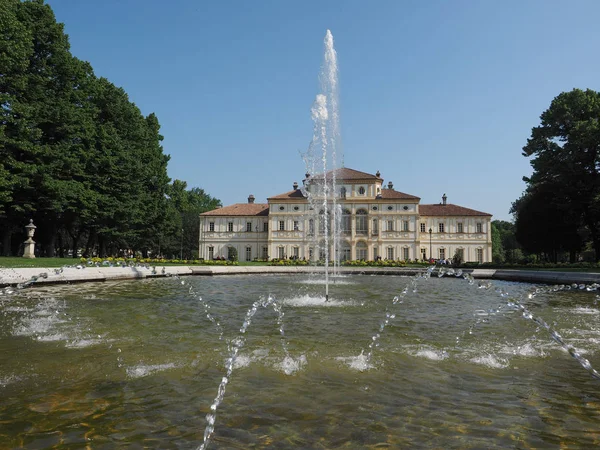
xmin=1 ymin=274 xmax=600 ymax=448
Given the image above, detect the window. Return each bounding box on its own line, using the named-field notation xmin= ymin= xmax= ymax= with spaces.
xmin=372 ymin=219 xmax=378 ymax=235
xmin=278 ymin=247 xmax=285 ymax=259
xmin=457 ymin=222 xmax=463 ymax=233
xmin=403 ymin=220 xmax=409 ymax=232
xmin=292 ymin=246 xmax=299 ymax=258
xmin=263 ymin=222 xmax=268 ymax=232
xmin=227 ymin=246 xmax=236 ymax=260
xmin=208 ymin=246 xmax=214 ymax=260
xmin=209 ymin=222 xmax=215 ymax=232
xmin=340 ymin=187 xmax=347 ymax=198
xmin=279 ymin=220 xmax=285 ymax=231
xmin=476 ymin=248 xmax=484 ymax=263
xmin=387 ymin=220 xmax=394 ymax=231
xmin=356 ymin=209 xmax=368 ymax=234
xmin=228 ymin=222 xmax=233 ymax=232
xmin=279 ymin=206 xmax=285 ymax=211
xmin=476 ymin=222 xmax=483 ymax=233
xmin=245 ymin=247 xmax=252 ymax=261
xmin=387 ymin=247 xmax=394 ymax=260
xmin=262 ymin=246 xmax=268 ymax=259
xmin=456 ymin=248 xmax=464 ymax=261
xmin=356 ymin=241 xmax=367 ymax=260
xmin=439 ymin=248 xmax=445 ymax=260
xmin=438 ymin=223 xmax=444 ymax=233
xmin=340 ymin=244 xmax=351 ymax=261
xmin=341 ymin=209 xmax=351 ymax=233
xmin=319 ymin=244 xmax=327 ymax=260
xmin=319 ymin=213 xmax=327 ymax=234
xmin=308 ymin=219 xmax=315 ymax=236
xmin=373 ymin=247 xmax=379 ymax=260
xmin=358 ymin=186 xmax=366 ymax=195
xmin=293 ymin=220 xmax=299 ymax=231
xmin=403 ymin=247 xmax=409 ymax=261
xmin=246 ymin=222 xmax=252 ymax=232
xmin=309 ymin=247 xmax=314 ymax=260
xmin=420 ymin=223 xmax=426 ymax=233
xmin=421 ymin=248 xmax=427 ymax=260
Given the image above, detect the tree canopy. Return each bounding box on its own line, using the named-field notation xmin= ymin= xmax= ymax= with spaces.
xmin=0 ymin=0 xmax=220 ymax=258
xmin=513 ymin=88 xmax=600 ymax=261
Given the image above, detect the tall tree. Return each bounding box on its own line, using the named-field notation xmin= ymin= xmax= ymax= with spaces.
xmin=519 ymin=88 xmax=600 ymax=260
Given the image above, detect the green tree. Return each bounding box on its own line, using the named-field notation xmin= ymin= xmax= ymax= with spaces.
xmin=512 ymin=186 xmax=583 ymax=262
xmin=491 ymin=222 xmax=504 ymax=263
xmin=492 ymin=220 xmax=523 ymax=263
xmin=519 ymin=88 xmax=600 ymax=261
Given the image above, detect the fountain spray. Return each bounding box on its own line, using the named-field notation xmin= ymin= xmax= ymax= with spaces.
xmin=303 ymin=30 xmax=342 ymax=302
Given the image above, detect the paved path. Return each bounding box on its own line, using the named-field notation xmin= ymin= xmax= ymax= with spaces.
xmin=2 ymin=265 xmax=600 ymax=287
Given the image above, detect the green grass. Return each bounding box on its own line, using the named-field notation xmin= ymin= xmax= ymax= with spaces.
xmin=0 ymin=257 xmax=82 ymax=268
xmin=0 ymin=257 xmax=273 ymax=269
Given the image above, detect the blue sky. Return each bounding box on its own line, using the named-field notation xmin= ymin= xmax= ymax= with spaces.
xmin=47 ymin=0 xmax=600 ymax=221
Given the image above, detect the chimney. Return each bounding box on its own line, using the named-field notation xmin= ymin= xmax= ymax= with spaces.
xmin=388 ymin=181 xmax=393 ymax=190
xmin=442 ymin=193 xmax=447 ymax=205
xmin=293 ymin=181 xmax=298 ymax=190
xmin=248 ymin=194 xmax=255 ymax=204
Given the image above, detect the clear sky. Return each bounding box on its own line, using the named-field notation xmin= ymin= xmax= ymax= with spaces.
xmin=46 ymin=0 xmax=600 ymax=221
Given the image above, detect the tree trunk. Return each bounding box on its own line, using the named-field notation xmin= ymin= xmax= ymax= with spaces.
xmin=44 ymin=233 xmax=56 ymax=257
xmin=1 ymin=229 xmax=11 ymax=256
xmin=582 ymin=208 xmax=600 ymax=262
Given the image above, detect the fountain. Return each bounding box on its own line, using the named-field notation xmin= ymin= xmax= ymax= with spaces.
xmin=2 ymin=271 xmax=600 ymax=448
xmin=302 ymin=30 xmax=343 ymax=302
xmin=1 ymin=31 xmax=600 ymax=449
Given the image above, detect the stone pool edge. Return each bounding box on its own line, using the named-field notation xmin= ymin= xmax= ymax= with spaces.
xmin=2 ymin=265 xmax=600 ymax=287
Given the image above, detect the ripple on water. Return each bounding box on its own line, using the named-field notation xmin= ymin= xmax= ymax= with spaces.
xmin=412 ymin=346 xmax=450 ymax=361
xmin=569 ymin=306 xmax=600 ymax=315
xmin=126 ymin=363 xmax=178 ymax=379
xmin=469 ymin=354 xmax=509 ymax=369
xmin=300 ymin=279 xmax=354 ymax=286
xmin=282 ymin=294 xmax=354 ymax=307
xmin=276 ymin=355 xmax=307 ymax=375
xmin=336 ymin=353 xmax=375 ymax=371
xmin=0 ymin=374 xmax=23 ymax=387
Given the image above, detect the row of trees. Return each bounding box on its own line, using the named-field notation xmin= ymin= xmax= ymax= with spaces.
xmin=511 ymin=88 xmax=600 ymax=263
xmin=0 ymin=0 xmax=220 ymax=258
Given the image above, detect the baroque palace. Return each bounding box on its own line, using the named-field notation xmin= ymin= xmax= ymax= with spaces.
xmin=199 ymin=168 xmax=492 ymax=263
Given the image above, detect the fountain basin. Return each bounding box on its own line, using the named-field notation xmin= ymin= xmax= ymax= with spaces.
xmin=1 ymin=274 xmax=599 ymax=448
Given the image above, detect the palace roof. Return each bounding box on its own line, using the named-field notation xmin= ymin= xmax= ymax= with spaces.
xmin=200 ymin=203 xmax=269 ymax=217
xmin=308 ymin=167 xmax=382 ymax=182
xmin=267 ymin=189 xmax=307 ymax=200
xmin=419 ymin=204 xmax=491 ymax=217
xmin=380 ymin=189 xmax=420 ymax=200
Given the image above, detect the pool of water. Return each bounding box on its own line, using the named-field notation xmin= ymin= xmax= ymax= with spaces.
xmin=1 ymin=273 xmax=600 ymax=448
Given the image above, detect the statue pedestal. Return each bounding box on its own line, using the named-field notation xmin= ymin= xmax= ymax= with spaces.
xmin=23 ymin=220 xmax=37 ymax=258
xmin=23 ymin=238 xmax=36 ymax=258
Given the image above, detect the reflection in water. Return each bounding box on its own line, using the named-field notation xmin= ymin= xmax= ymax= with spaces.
xmin=1 ymin=273 xmax=600 ymax=448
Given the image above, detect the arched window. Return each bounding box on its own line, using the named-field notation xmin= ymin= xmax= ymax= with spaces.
xmin=355 ymin=209 xmax=368 ymax=234
xmin=372 ymin=218 xmax=378 ymax=235
xmin=341 ymin=209 xmax=351 ymax=234
xmin=308 ymin=219 xmax=315 ymax=236
xmin=356 ymin=241 xmax=368 ymax=260
xmin=338 ymin=241 xmax=351 ymax=261
xmin=340 ymin=187 xmax=347 ymax=198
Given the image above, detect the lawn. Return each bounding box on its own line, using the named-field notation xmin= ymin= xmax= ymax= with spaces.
xmin=0 ymin=257 xmax=83 ymax=268
xmin=0 ymin=257 xmax=275 ymax=269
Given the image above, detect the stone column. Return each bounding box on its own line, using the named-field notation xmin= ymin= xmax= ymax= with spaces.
xmin=23 ymin=219 xmax=36 ymax=258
